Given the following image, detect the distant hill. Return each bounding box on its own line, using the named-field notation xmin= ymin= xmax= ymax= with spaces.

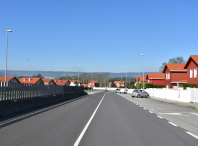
xmin=0 ymin=70 xmax=158 ymax=79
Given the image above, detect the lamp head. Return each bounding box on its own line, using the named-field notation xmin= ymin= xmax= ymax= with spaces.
xmin=6 ymin=30 xmax=12 ymax=32
xmin=141 ymin=54 xmax=144 ymax=56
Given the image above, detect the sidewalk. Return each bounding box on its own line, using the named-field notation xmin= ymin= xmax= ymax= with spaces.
xmin=150 ymin=96 xmax=198 ymax=110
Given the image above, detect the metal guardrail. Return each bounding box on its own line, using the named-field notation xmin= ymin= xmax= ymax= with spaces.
xmin=0 ymin=82 xmax=84 ymax=101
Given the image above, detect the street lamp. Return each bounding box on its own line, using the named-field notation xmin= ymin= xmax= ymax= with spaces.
xmin=5 ymin=30 xmax=12 ymax=84
xmin=141 ymin=54 xmax=144 ymax=89
xmin=78 ymin=65 xmax=80 ymax=86
xmin=126 ymin=72 xmax=127 ymax=88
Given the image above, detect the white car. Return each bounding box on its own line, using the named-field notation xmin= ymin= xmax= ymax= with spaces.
xmin=120 ymin=88 xmax=128 ymax=94
xmin=115 ymin=89 xmax=120 ymax=93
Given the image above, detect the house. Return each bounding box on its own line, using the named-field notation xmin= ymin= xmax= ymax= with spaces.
xmin=0 ymin=76 xmax=20 ymax=86
xmin=162 ymin=63 xmax=187 ymax=88
xmin=114 ymin=81 xmax=124 ymax=88
xmin=42 ymin=79 xmax=56 ymax=85
xmin=184 ymin=55 xmax=198 ymax=84
xmin=134 ymin=77 xmax=139 ymax=86
xmin=146 ymin=73 xmax=165 ymax=85
xmin=81 ymin=84 xmax=88 ymax=87
xmin=138 ymin=76 xmax=147 ymax=83
xmin=19 ymin=78 xmax=43 ymax=84
xmin=70 ymin=80 xmax=82 ymax=86
xmin=54 ymin=80 xmax=70 ymax=86
xmin=88 ymin=80 xmax=99 ymax=87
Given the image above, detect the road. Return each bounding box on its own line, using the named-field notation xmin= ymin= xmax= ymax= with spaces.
xmin=0 ymin=91 xmax=198 ymax=146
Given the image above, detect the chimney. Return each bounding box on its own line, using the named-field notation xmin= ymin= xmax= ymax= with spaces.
xmin=29 ymin=78 xmax=31 ymax=81
xmin=24 ymin=78 xmax=25 ymax=81
xmin=59 ymin=80 xmax=61 ymax=82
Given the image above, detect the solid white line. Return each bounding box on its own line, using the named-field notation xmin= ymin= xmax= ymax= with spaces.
xmin=186 ymin=131 xmax=198 ymax=139
xmin=73 ymin=93 xmax=106 ymax=146
xmin=149 ymin=111 xmax=153 ymax=113
xmin=168 ymin=122 xmax=178 ymax=126
xmin=157 ymin=116 xmax=163 ymax=119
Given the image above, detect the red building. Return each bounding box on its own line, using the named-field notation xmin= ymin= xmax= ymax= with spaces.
xmin=88 ymin=80 xmax=99 ymax=87
xmin=146 ymin=73 xmax=165 ymax=85
xmin=19 ymin=78 xmax=43 ymax=85
xmin=162 ymin=64 xmax=187 ymax=88
xmin=184 ymin=55 xmax=198 ymax=84
xmin=138 ymin=76 xmax=147 ymax=83
xmin=114 ymin=81 xmax=125 ymax=88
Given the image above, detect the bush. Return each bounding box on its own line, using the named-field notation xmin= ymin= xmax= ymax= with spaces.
xmin=153 ymin=85 xmax=165 ymax=88
xmin=136 ymin=83 xmax=153 ymax=89
xmin=180 ymin=83 xmax=198 ymax=89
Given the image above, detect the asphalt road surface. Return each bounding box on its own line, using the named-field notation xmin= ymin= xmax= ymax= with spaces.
xmin=0 ymin=91 xmax=197 ymax=146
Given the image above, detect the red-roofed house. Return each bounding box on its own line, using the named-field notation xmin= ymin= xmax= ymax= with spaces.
xmin=70 ymin=80 xmax=82 ymax=86
xmin=162 ymin=64 xmax=187 ymax=88
xmin=19 ymin=78 xmax=43 ymax=84
xmin=54 ymin=80 xmax=70 ymax=86
xmin=114 ymin=81 xmax=124 ymax=88
xmin=146 ymin=73 xmax=165 ymax=85
xmin=0 ymin=76 xmax=20 ymax=86
xmin=88 ymin=80 xmax=99 ymax=87
xmin=184 ymin=55 xmax=198 ymax=84
xmin=138 ymin=76 xmax=147 ymax=83
xmin=42 ymin=79 xmax=56 ymax=85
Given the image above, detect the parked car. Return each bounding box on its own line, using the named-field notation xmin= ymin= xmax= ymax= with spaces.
xmin=115 ymin=88 xmax=120 ymax=93
xmin=131 ymin=89 xmax=149 ymax=98
xmin=120 ymin=88 xmax=128 ymax=94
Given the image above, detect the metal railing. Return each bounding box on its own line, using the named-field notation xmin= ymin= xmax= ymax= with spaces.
xmin=0 ymin=82 xmax=84 ymax=101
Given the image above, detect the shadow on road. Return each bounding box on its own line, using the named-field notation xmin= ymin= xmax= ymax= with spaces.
xmin=0 ymin=94 xmax=88 ymax=128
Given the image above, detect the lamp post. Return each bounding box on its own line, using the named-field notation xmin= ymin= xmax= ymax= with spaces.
xmin=5 ymin=30 xmax=12 ymax=84
xmin=141 ymin=54 xmax=144 ymax=89
xmin=126 ymin=72 xmax=127 ymax=88
xmin=78 ymin=65 xmax=80 ymax=86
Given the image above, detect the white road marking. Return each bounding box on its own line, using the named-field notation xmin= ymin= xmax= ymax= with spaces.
xmin=149 ymin=111 xmax=153 ymax=113
xmin=160 ymin=113 xmax=182 ymax=115
xmin=191 ymin=113 xmax=198 ymax=116
xmin=73 ymin=93 xmax=106 ymax=146
xmin=168 ymin=122 xmax=178 ymax=126
xmin=157 ymin=116 xmax=163 ymax=119
xmin=186 ymin=131 xmax=198 ymax=139
xmin=139 ymin=105 xmax=142 ymax=107
xmin=143 ymin=108 xmax=147 ymax=110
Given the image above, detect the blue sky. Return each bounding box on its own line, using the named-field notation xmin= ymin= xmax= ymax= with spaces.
xmin=1 ymin=0 xmax=198 ymax=73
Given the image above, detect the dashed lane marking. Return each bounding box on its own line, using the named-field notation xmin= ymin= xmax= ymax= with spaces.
xmin=191 ymin=113 xmax=198 ymax=116
xmin=168 ymin=122 xmax=178 ymax=127
xmin=157 ymin=116 xmax=163 ymax=119
xmin=149 ymin=111 xmax=153 ymax=113
xmin=186 ymin=131 xmax=198 ymax=139
xmin=160 ymin=113 xmax=182 ymax=115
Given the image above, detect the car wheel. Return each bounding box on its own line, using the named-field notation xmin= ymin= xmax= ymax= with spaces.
xmin=137 ymin=95 xmax=140 ymax=98
xmin=146 ymin=95 xmax=149 ymax=98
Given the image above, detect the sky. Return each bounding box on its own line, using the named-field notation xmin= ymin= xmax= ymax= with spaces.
xmin=1 ymin=0 xmax=198 ymax=73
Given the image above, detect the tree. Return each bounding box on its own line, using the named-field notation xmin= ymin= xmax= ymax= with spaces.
xmin=159 ymin=57 xmax=186 ymax=73
xmin=111 ymin=81 xmax=116 ymax=87
xmin=32 ymin=74 xmax=44 ymax=79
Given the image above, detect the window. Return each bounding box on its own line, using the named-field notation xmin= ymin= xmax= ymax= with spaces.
xmin=166 ymin=73 xmax=170 ymax=80
xmin=190 ymin=69 xmax=193 ymax=78
xmin=194 ymin=68 xmax=197 ymax=78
